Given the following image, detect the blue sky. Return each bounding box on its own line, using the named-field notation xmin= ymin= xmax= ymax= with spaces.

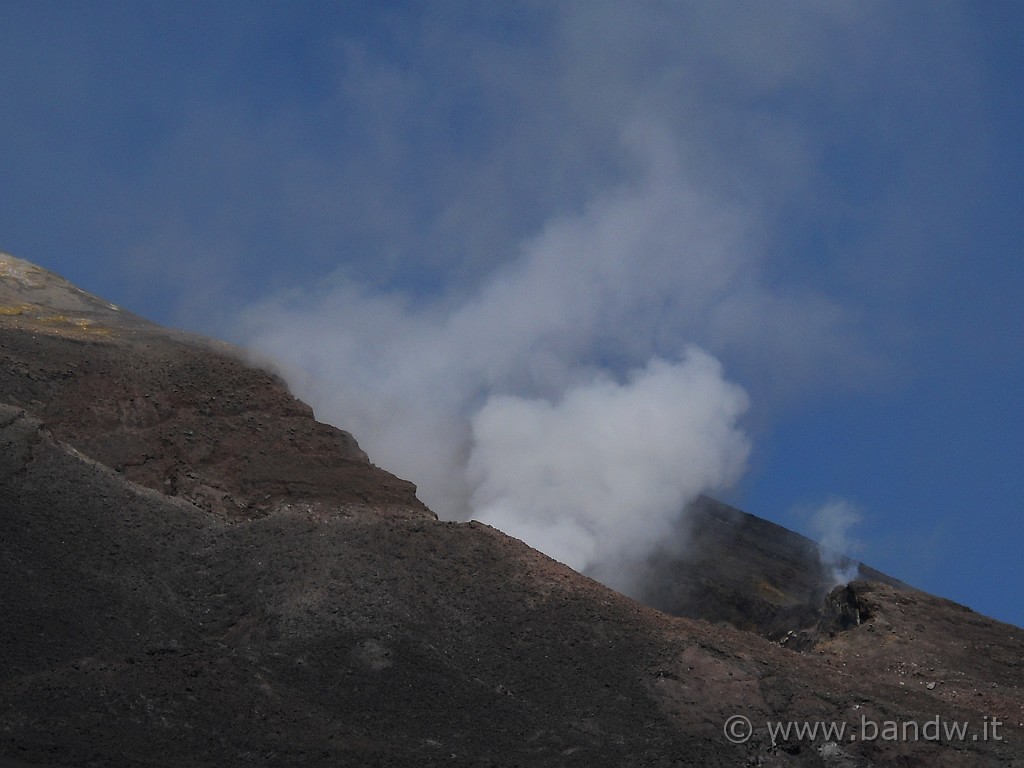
xmin=2 ymin=2 xmax=1021 ymax=626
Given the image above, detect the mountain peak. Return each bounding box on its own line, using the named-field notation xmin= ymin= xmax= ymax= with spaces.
xmin=0 ymin=252 xmax=150 ymax=340
xmin=1 ymin=251 xmax=116 ymax=311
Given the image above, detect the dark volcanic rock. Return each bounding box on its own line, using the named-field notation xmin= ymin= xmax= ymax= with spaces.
xmin=637 ymin=496 xmax=906 ymax=643
xmin=1 ymin=253 xmax=1022 ymax=767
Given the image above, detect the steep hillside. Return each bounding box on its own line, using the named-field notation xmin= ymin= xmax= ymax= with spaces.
xmin=0 ymin=255 xmax=423 ymax=519
xmin=638 ymin=495 xmax=906 ymax=641
xmin=1 ymin=253 xmax=1021 ymax=767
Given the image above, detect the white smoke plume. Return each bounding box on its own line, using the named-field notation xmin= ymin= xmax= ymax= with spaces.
xmin=236 ymin=133 xmax=762 ymax=589
xmin=809 ymin=497 xmax=865 ymax=586
xmin=469 ymin=350 xmax=749 ymax=591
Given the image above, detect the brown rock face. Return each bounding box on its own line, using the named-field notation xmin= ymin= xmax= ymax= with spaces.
xmin=0 ymin=254 xmax=425 ymax=519
xmin=1 ymin=253 xmax=1021 ymax=767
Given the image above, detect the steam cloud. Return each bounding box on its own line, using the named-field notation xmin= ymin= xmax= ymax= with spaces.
xmin=168 ymin=3 xmax=879 ymax=595
xmin=237 ymin=133 xmax=762 ymax=590
xmin=470 ymin=350 xmax=749 ymax=590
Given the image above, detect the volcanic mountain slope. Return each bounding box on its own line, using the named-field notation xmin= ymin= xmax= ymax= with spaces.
xmin=637 ymin=495 xmax=907 ymax=643
xmin=1 ymin=252 xmax=1022 ymax=767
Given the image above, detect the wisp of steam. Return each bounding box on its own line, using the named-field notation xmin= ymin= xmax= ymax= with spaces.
xmin=810 ymin=497 xmax=864 ymax=586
